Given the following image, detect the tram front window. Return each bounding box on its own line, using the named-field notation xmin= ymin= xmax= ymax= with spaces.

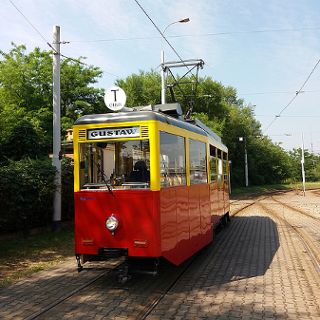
xmin=79 ymin=140 xmax=150 ymax=189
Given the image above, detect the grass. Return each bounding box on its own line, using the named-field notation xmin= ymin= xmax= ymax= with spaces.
xmin=231 ymin=181 xmax=320 ymax=198
xmin=0 ymin=225 xmax=74 ymax=288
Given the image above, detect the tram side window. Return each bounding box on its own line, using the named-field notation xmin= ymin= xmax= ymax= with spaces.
xmin=223 ymin=152 xmax=229 ymax=183
xmin=223 ymin=152 xmax=228 ymax=184
xmin=160 ymin=132 xmax=186 ymax=187
xmin=210 ymin=145 xmax=217 ymax=183
xmin=217 ymin=149 xmax=223 ymax=186
xmin=189 ymin=140 xmax=207 ymax=184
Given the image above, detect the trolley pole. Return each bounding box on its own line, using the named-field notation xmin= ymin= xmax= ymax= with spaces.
xmin=52 ymin=25 xmax=61 ymax=231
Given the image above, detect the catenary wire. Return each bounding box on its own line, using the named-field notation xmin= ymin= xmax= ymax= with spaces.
xmin=240 ymin=89 xmax=320 ymax=95
xmin=8 ymin=0 xmax=119 ymax=78
xmin=133 ymin=0 xmax=191 ymax=71
xmin=256 ymin=114 xmax=320 ymax=118
xmin=8 ymin=0 xmax=56 ymax=52
xmin=64 ymin=27 xmax=320 ymax=43
xmin=263 ymin=57 xmax=320 ymax=133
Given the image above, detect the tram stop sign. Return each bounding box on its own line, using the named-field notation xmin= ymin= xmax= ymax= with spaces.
xmin=104 ymin=86 xmax=127 ymax=112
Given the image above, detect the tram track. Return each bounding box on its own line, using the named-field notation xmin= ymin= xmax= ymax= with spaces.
xmin=25 ymin=252 xmax=208 ymax=319
xmin=230 ymin=191 xmax=320 ymax=274
xmin=27 ymin=225 xmax=233 ymax=319
xmin=257 ymin=201 xmax=320 ymax=274
xmin=136 ymin=256 xmax=197 ymax=320
xmin=24 ymin=260 xmax=123 ymax=320
xmin=270 ymin=195 xmax=320 ymax=221
xmin=15 ymin=190 xmax=320 ymax=319
xmin=26 ymin=270 xmax=110 ymax=320
xmin=230 ymin=189 xmax=294 ymax=217
xmin=310 ymin=188 xmax=320 ymax=196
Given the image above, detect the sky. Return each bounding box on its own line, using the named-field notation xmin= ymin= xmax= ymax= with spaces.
xmin=1 ymin=0 xmax=320 ymax=152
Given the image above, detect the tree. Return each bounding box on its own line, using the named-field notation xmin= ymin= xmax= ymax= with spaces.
xmin=0 ymin=44 xmax=104 ymax=154
xmin=289 ymin=148 xmax=320 ymax=182
xmin=116 ymin=70 xmax=161 ymax=107
xmin=116 ymin=70 xmax=298 ymax=186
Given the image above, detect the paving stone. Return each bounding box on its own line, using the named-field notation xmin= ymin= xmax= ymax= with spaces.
xmin=1 ymin=193 xmax=320 ymax=319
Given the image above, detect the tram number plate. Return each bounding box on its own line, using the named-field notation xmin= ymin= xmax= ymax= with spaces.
xmin=87 ymin=127 xmax=140 ymax=139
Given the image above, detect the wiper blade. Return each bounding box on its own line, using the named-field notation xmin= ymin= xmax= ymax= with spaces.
xmin=95 ymin=162 xmax=113 ymax=194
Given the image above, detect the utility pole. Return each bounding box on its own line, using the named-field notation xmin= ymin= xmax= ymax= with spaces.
xmin=52 ymin=25 xmax=61 ymax=230
xmin=244 ymin=140 xmax=249 ymax=187
xmin=301 ymin=133 xmax=306 ymax=196
xmin=239 ymin=136 xmax=249 ymax=187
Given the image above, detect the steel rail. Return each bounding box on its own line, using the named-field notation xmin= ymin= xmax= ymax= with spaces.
xmin=258 ymin=202 xmax=320 ymax=274
xmin=25 ymin=262 xmax=122 ymax=320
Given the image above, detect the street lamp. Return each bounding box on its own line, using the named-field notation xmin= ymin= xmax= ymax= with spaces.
xmin=162 ymin=18 xmax=190 ymax=34
xmin=239 ymin=136 xmax=248 ymax=187
xmin=161 ymin=18 xmax=190 ymax=104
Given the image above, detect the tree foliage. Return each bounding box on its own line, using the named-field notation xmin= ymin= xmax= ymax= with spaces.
xmin=0 ymin=159 xmax=55 ymax=233
xmin=288 ymin=148 xmax=320 ymax=182
xmin=116 ymin=70 xmax=161 ymax=107
xmin=116 ymin=70 xmax=298 ymax=186
xmin=0 ymin=43 xmax=319 ymax=226
xmin=0 ymin=44 xmax=100 ymax=232
xmin=0 ymin=44 xmax=104 ymax=155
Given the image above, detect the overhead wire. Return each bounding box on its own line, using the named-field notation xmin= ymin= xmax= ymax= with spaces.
xmin=133 ymin=0 xmax=203 ymax=116
xmin=8 ymin=0 xmax=119 ymax=78
xmin=133 ymin=0 xmax=190 ymax=71
xmin=240 ymin=89 xmax=320 ymax=96
xmin=8 ymin=0 xmax=56 ymax=52
xmin=263 ymin=57 xmax=320 ymax=133
xmin=64 ymin=27 xmax=320 ymax=43
xmin=9 ymin=0 xmax=320 ymax=107
xmin=256 ymin=114 xmax=320 ymax=118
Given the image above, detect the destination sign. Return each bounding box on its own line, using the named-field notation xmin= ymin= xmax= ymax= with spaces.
xmin=87 ymin=127 xmax=140 ymax=140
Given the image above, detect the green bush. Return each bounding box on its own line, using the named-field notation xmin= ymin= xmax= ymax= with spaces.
xmin=0 ymin=159 xmax=55 ymax=233
xmin=61 ymin=157 xmax=74 ymax=221
xmin=0 ymin=158 xmax=75 ymax=234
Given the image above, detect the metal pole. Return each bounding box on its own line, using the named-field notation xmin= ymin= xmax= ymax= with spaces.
xmin=52 ymin=25 xmax=61 ymax=230
xmin=244 ymin=138 xmax=249 ymax=187
xmin=160 ymin=18 xmax=190 ymax=105
xmin=228 ymin=160 xmax=232 ymax=194
xmin=161 ymin=50 xmax=166 ymax=104
xmin=301 ymin=133 xmax=306 ymax=196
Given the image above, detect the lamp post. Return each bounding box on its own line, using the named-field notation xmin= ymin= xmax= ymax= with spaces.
xmin=161 ymin=18 xmax=190 ymax=104
xmin=239 ymin=136 xmax=248 ymax=187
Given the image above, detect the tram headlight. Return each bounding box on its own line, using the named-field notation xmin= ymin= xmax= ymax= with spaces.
xmin=106 ymin=214 xmax=119 ymax=232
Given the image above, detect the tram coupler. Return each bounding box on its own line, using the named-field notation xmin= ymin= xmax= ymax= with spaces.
xmin=117 ymin=262 xmax=131 ymax=284
xmin=76 ymin=254 xmax=83 ymax=272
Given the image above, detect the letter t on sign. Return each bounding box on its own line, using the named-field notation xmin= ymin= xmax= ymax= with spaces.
xmin=111 ymin=88 xmax=119 ymax=102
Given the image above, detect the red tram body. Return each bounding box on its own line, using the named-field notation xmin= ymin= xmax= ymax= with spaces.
xmin=73 ymin=103 xmax=230 ymax=268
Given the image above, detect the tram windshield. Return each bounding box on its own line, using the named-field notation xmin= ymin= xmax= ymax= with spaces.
xmin=79 ymin=140 xmax=150 ymax=190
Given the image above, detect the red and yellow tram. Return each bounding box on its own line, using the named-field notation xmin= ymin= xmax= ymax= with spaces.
xmin=73 ymin=103 xmax=230 ymax=271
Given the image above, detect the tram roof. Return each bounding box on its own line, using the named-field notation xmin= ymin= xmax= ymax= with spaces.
xmin=75 ymin=108 xmax=227 ymax=151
